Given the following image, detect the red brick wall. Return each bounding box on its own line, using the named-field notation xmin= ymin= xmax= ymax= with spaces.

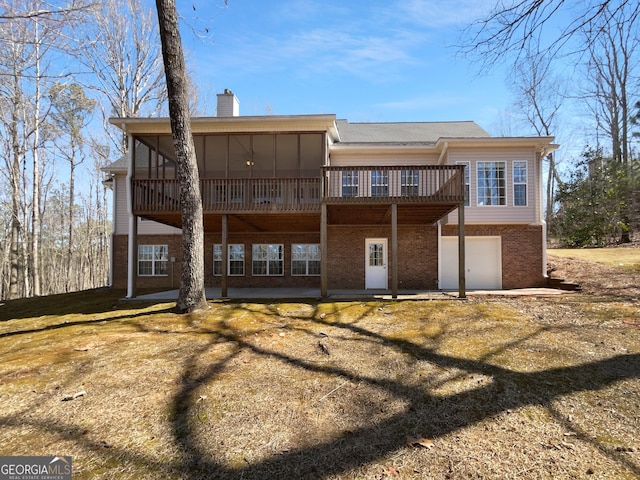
xmin=326 ymin=225 xmax=438 ymax=290
xmin=111 ymin=233 xmax=322 ymax=290
xmin=111 ymin=234 xmax=182 ymax=289
xmin=442 ymin=224 xmax=545 ymax=288
xmin=203 ymin=232 xmax=321 ymax=288
xmin=111 ymin=224 xmax=544 ymax=291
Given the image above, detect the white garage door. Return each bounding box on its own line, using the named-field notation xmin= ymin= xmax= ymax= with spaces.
xmin=440 ymin=236 xmax=502 ymax=290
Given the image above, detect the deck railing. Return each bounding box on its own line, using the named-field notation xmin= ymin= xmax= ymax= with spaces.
xmin=131 ymin=165 xmax=465 ymax=214
xmin=132 ymin=178 xmax=321 ymax=213
xmin=321 ymin=165 xmax=465 ymax=204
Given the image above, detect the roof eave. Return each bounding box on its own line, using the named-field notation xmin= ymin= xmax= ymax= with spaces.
xmin=108 ymin=114 xmax=340 ymax=140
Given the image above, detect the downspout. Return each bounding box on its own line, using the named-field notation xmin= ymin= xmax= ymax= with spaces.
xmin=109 ymin=175 xmax=116 ymax=287
xmin=126 ymin=133 xmax=136 ymax=298
xmin=437 ymin=220 xmax=441 ymax=289
xmin=539 ymin=147 xmax=548 ymax=281
xmin=437 ymin=141 xmax=449 ymax=165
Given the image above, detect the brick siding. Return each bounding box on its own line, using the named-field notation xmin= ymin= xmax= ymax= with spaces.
xmin=111 ymin=223 xmax=544 ymax=291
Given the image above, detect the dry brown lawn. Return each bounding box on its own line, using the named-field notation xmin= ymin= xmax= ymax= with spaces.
xmin=1 ymin=249 xmax=639 ymax=479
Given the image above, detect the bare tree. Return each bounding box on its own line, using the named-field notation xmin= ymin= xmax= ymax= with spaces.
xmin=0 ymin=1 xmax=95 ymax=20
xmin=49 ymin=82 xmax=96 ymax=291
xmin=581 ymin=3 xmax=639 ymax=164
xmin=462 ymin=0 xmax=640 ymax=68
xmin=76 ymin=0 xmax=167 ymax=154
xmin=0 ymin=2 xmax=34 ymax=299
xmin=155 ymin=0 xmax=208 ymax=313
xmin=510 ymin=48 xmax=565 ymax=225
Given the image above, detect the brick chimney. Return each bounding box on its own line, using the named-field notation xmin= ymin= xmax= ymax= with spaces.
xmin=216 ymin=89 xmax=239 ymax=117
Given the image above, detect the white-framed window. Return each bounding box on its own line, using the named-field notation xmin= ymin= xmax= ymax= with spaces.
xmin=291 ymin=244 xmax=321 ymax=276
xmin=513 ymin=160 xmax=528 ymax=206
xmin=252 ymin=244 xmax=284 ymax=276
xmin=371 ymin=170 xmax=389 ymax=196
xmin=213 ymin=244 xmax=245 ymax=276
xmin=456 ymin=161 xmax=470 ymax=206
xmin=401 ymin=169 xmax=420 ymax=196
xmin=342 ymin=170 xmax=358 ymax=197
xmin=477 ymin=161 xmax=506 ymax=206
xmin=138 ymin=245 xmax=168 ymax=276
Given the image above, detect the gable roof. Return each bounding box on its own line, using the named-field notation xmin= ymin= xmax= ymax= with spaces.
xmin=334 ymin=120 xmax=490 ymax=145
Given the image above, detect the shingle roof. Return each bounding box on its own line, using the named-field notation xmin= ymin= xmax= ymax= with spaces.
xmin=335 ymin=119 xmax=490 ymax=144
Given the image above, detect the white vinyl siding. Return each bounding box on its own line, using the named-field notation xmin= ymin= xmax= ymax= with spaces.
xmin=113 ymin=174 xmax=182 ymax=235
xmin=446 ymin=148 xmax=538 ymax=224
xmin=456 ymin=161 xmax=470 ymax=206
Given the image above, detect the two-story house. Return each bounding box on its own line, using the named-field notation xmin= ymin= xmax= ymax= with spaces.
xmin=105 ymin=90 xmax=557 ymax=298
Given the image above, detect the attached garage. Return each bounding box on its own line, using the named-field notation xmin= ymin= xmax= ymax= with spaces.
xmin=440 ymin=236 xmax=502 ymax=290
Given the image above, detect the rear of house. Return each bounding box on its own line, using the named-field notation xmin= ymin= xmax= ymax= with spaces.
xmin=104 ymin=90 xmax=557 ymax=297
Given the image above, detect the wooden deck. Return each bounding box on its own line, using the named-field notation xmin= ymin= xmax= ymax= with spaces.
xmin=131 ymin=165 xmax=465 ymax=216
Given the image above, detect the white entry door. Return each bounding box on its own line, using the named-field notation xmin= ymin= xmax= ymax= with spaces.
xmin=365 ymin=238 xmax=388 ymax=289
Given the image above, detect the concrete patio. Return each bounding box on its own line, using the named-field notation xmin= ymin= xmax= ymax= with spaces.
xmin=124 ymin=287 xmax=569 ymax=302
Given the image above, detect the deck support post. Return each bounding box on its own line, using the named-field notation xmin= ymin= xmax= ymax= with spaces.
xmin=221 ymin=214 xmax=228 ymax=298
xmin=321 ymin=203 xmax=328 ymax=298
xmin=391 ymin=203 xmax=398 ymax=299
xmin=458 ymin=199 xmax=466 ymax=299
xmin=126 ymin=133 xmax=137 ymax=299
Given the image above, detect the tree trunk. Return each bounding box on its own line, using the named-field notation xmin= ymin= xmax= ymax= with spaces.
xmin=8 ymin=73 xmax=22 ymax=300
xmin=155 ymin=0 xmax=207 ymax=313
xmin=31 ymin=20 xmax=42 ymax=296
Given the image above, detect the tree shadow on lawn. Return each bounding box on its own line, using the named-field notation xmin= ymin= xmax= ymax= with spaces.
xmin=0 ymin=288 xmax=134 ymax=321
xmin=169 ymin=303 xmax=640 ymax=479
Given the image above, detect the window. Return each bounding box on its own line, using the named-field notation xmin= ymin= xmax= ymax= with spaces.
xmin=369 ymin=243 xmax=384 ymax=266
xmin=252 ymin=244 xmax=284 ymax=275
xmin=292 ymin=244 xmax=321 ymax=276
xmin=456 ymin=161 xmax=470 ymax=206
xmin=513 ymin=161 xmax=527 ymax=206
xmin=401 ymin=169 xmax=420 ymax=196
xmin=342 ymin=170 xmax=358 ymax=197
xmin=213 ymin=244 xmax=245 ymax=276
xmin=138 ymin=245 xmax=168 ymax=276
xmin=371 ymin=170 xmax=389 ymax=196
xmin=477 ymin=161 xmax=506 ymax=206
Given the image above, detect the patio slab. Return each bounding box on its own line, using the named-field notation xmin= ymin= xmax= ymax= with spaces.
xmin=123 ymin=287 xmax=569 ymax=302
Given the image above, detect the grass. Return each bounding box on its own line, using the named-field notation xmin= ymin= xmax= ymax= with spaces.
xmin=550 ymin=246 xmax=640 ymax=272
xmin=1 ymin=255 xmax=639 ymax=479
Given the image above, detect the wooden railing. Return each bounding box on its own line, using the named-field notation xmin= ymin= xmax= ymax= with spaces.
xmin=132 ymin=178 xmax=321 ymax=213
xmin=201 ymin=178 xmax=321 ymax=212
xmin=321 ymin=165 xmax=465 ymax=204
xmin=131 ymin=165 xmax=465 ymax=214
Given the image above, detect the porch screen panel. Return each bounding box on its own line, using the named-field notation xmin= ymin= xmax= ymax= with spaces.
xmin=134 ymin=140 xmax=151 ymax=178
xmin=253 ymin=135 xmax=274 ymax=177
xmin=229 ymin=135 xmax=252 ymax=178
xmin=300 ymin=134 xmax=323 ymax=176
xmin=205 ymin=135 xmax=227 ymax=178
xmin=276 ymin=134 xmax=298 ymax=178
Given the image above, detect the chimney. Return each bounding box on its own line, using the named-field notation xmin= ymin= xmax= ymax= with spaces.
xmin=217 ymin=89 xmax=239 ymax=117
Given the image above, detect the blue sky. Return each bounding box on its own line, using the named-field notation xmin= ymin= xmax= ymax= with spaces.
xmin=168 ymin=0 xmax=517 ymax=134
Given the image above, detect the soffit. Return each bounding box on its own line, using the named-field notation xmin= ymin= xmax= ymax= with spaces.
xmin=109 ymin=114 xmax=339 ymax=138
